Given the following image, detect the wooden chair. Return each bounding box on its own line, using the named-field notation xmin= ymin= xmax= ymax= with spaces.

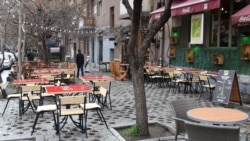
xmin=89 ymin=80 xmax=112 ymax=109
xmin=170 ymin=98 xmax=198 ymax=141
xmin=19 ymin=85 xmax=41 ymax=118
xmin=1 ymin=83 xmax=21 ymax=116
xmin=112 ymin=61 xmax=128 ymax=81
xmin=57 ymin=96 xmax=87 ymax=137
xmin=185 ymin=121 xmax=248 ymax=141
xmin=27 ymin=91 xmax=57 ymax=135
xmin=199 ymin=75 xmax=216 ymax=101
xmin=80 ymin=86 xmax=108 ymax=131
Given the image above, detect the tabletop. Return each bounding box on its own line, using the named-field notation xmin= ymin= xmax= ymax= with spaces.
xmin=32 ymin=71 xmax=60 ymax=76
xmin=80 ymin=75 xmax=114 ymax=82
xmin=178 ymin=69 xmax=201 ymax=73
xmin=200 ymin=71 xmax=218 ymax=77
xmin=13 ymin=78 xmax=49 ymax=85
xmin=45 ymin=84 xmax=92 ymax=95
xmin=187 ymin=107 xmax=249 ymax=125
xmin=33 ymin=68 xmax=74 ymax=73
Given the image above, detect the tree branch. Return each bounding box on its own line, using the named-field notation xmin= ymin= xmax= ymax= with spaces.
xmin=122 ymin=0 xmax=133 ymax=19
xmin=141 ymin=0 xmax=173 ymax=54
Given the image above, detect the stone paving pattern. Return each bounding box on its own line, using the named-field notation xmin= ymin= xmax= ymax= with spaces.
xmin=0 ymin=68 xmax=250 ymax=141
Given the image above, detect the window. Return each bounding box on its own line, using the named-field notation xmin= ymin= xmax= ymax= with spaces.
xmin=178 ymin=0 xmax=248 ymax=48
xmin=97 ymin=0 xmax=102 ymax=16
xmin=209 ymin=0 xmax=247 ymax=47
xmin=90 ymin=0 xmax=95 ymax=16
xmin=110 ymin=7 xmax=115 ymax=28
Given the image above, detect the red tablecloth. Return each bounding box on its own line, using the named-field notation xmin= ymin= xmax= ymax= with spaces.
xmin=45 ymin=84 xmax=91 ymax=94
xmin=80 ymin=75 xmax=114 ymax=81
xmin=13 ymin=78 xmax=48 ymax=85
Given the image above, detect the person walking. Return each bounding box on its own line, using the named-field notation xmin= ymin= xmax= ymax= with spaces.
xmin=76 ymin=49 xmax=84 ymax=77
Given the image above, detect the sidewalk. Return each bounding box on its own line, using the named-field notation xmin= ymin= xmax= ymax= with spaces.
xmin=0 ymin=67 xmax=250 ymax=141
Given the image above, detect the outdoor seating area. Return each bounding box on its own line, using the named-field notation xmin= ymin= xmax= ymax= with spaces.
xmin=0 ymin=66 xmax=250 ymax=140
xmin=144 ymin=65 xmax=218 ymax=101
xmin=171 ymin=98 xmax=249 ymax=141
xmin=1 ymin=66 xmax=116 ymax=140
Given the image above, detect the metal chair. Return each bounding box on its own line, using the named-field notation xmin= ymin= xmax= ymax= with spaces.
xmin=27 ymin=91 xmax=57 ymax=135
xmin=1 ymin=84 xmax=21 ymax=116
xmin=80 ymin=86 xmax=108 ymax=131
xmin=57 ymin=96 xmax=87 ymax=137
xmin=199 ymin=75 xmax=216 ymax=101
xmin=185 ymin=121 xmax=248 ymax=141
xmin=89 ymin=80 xmax=112 ymax=109
xmin=170 ymin=98 xmax=198 ymax=141
xmin=19 ymin=85 xmax=41 ymax=118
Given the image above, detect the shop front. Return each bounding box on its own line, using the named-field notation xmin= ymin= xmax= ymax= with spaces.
xmin=151 ymin=0 xmax=250 ymax=75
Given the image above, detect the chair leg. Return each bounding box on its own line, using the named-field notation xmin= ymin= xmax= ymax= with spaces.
xmin=95 ymin=109 xmax=108 ymax=129
xmin=85 ymin=111 xmax=88 ymax=138
xmin=52 ymin=112 xmax=57 ymax=131
xmin=31 ymin=112 xmax=41 ymax=135
xmin=2 ymin=99 xmax=10 ymax=116
xmin=108 ymin=93 xmax=112 ymax=110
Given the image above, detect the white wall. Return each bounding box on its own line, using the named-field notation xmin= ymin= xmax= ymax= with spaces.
xmin=103 ymin=37 xmax=114 ymax=62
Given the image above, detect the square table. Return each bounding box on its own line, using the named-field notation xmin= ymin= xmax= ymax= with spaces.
xmin=13 ymin=78 xmax=49 ymax=85
xmin=31 ymin=71 xmax=60 ymax=77
xmin=80 ymin=75 xmax=114 ymax=82
xmin=187 ymin=107 xmax=249 ymax=125
xmin=45 ymin=84 xmax=92 ymax=95
xmin=44 ymin=84 xmax=92 ymax=137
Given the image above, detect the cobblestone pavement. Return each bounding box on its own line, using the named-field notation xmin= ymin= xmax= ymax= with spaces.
xmin=0 ymin=68 xmax=250 ymax=141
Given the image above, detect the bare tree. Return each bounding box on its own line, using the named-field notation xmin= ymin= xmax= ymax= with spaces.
xmin=121 ymin=0 xmax=173 ymax=136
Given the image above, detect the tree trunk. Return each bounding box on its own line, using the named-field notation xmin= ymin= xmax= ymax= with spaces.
xmin=122 ymin=0 xmax=173 ymax=137
xmin=131 ymin=63 xmax=149 ymax=136
xmin=17 ymin=5 xmax=23 ymax=79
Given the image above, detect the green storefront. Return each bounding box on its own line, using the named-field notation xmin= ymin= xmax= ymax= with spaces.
xmin=168 ymin=0 xmax=250 ymax=75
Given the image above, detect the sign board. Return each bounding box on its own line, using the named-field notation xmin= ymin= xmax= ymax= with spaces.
xmin=190 ymin=13 xmax=204 ymax=44
xmin=212 ymin=70 xmax=242 ymax=105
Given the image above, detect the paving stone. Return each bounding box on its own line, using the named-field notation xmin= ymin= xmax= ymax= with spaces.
xmin=0 ymin=67 xmax=249 ymax=141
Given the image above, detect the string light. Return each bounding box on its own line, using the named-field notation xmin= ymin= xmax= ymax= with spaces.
xmin=22 ymin=21 xmax=97 ymax=37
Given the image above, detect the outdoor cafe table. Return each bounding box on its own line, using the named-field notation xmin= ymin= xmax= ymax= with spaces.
xmin=13 ymin=78 xmax=49 ymax=85
xmin=80 ymin=75 xmax=114 ymax=82
xmin=31 ymin=71 xmax=60 ymax=77
xmin=187 ymin=107 xmax=249 ymax=125
xmin=44 ymin=84 xmax=91 ymax=138
xmin=45 ymin=84 xmax=92 ymax=95
xmin=33 ymin=68 xmax=74 ymax=73
xmin=201 ymin=71 xmax=218 ymax=77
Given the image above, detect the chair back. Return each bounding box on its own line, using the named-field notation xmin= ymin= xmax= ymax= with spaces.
xmin=170 ymin=98 xmax=198 ymax=140
xmin=59 ymin=96 xmax=85 ymax=105
xmin=199 ymin=75 xmax=209 ymax=84
xmin=58 ymin=95 xmax=86 ymax=116
xmin=171 ymin=98 xmax=198 ymax=119
xmin=99 ymin=86 xmax=108 ymax=97
xmin=92 ymin=80 xmax=111 ymax=94
xmin=21 ymin=85 xmax=41 ymax=98
xmin=185 ymin=121 xmax=241 ymax=141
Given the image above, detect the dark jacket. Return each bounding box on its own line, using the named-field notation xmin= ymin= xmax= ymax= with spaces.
xmin=76 ymin=52 xmax=84 ymax=67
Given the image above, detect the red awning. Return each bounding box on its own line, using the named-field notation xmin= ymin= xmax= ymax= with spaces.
xmin=150 ymin=0 xmax=220 ymax=20
xmin=151 ymin=7 xmax=165 ymax=20
xmin=231 ymin=5 xmax=250 ymax=25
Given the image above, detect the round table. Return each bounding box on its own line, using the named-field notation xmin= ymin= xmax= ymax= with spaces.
xmin=187 ymin=107 xmax=249 ymax=125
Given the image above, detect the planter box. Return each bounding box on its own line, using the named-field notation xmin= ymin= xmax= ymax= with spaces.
xmin=110 ymin=122 xmax=175 ymax=141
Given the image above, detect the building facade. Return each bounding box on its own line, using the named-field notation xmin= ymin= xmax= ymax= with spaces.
xmin=151 ymin=0 xmax=250 ymax=75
